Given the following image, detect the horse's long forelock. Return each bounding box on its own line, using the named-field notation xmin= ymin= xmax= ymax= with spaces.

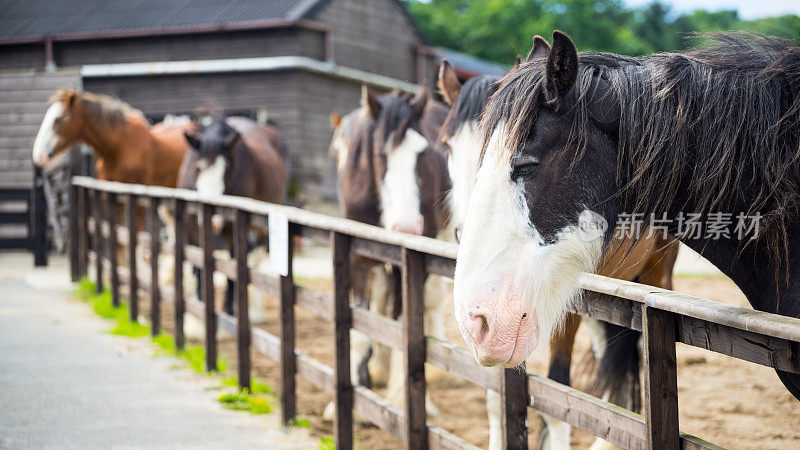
xmin=482 ymin=32 xmax=800 ymax=271
xmin=441 ymin=75 xmax=499 ymax=141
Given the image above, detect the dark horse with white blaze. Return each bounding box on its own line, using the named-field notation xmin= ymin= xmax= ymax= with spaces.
xmin=438 ymin=57 xmax=677 ymax=449
xmin=328 ymin=84 xmax=451 ymax=414
xmin=454 ymin=31 xmax=800 ymax=402
xmin=179 ymin=117 xmax=287 ymax=314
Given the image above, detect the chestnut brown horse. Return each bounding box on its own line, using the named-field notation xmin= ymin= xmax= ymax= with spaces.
xmin=438 ymin=56 xmax=678 ymax=449
xmin=33 ymin=88 xmax=189 ymax=187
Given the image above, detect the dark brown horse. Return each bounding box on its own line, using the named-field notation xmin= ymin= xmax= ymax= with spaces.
xmin=327 ymin=85 xmax=451 ymax=416
xmin=455 ymin=30 xmax=800 ymax=408
xmin=180 ymin=116 xmax=288 ymax=314
xmin=438 ymin=57 xmax=678 ymax=449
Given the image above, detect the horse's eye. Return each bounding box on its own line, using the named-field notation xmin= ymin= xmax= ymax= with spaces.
xmin=511 ymin=160 xmax=539 ymax=180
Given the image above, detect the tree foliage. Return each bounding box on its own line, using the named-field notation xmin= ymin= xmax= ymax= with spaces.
xmin=405 ymin=0 xmax=800 ymax=63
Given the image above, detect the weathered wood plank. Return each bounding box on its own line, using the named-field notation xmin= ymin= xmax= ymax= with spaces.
xmin=126 ymin=193 xmax=138 ymax=322
xmin=148 ymin=197 xmax=160 ymax=336
xmin=279 ymin=221 xmax=297 ymax=424
xmin=332 ymin=231 xmax=353 ymax=450
xmin=201 ymin=203 xmax=217 ymax=372
xmin=173 ymin=198 xmax=186 ymax=351
xmin=402 ymin=248 xmax=427 ymax=449
xmin=234 ymin=209 xmax=251 ymax=391
xmin=107 ymin=192 xmax=120 ymax=307
xmin=501 ymin=367 xmax=528 ymax=449
xmin=642 ymin=306 xmax=680 ymax=450
xmin=93 ymin=190 xmax=104 ymax=293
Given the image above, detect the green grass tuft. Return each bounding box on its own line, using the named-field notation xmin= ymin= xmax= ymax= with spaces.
xmin=152 ymin=334 xmax=177 ymax=355
xmin=289 ymin=417 xmax=311 ymax=429
xmin=319 ymin=437 xmax=335 ymax=450
xmin=222 ymin=376 xmax=273 ymax=394
xmin=217 ymin=391 xmax=273 ymax=414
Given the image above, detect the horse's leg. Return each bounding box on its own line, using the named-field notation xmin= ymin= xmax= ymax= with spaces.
xmin=485 ymin=389 xmax=503 ymax=450
xmin=537 ymin=312 xmax=581 ymax=450
xmin=366 ymin=263 xmax=392 ymax=387
xmin=422 ymin=274 xmax=455 ymax=386
xmin=384 ymin=344 xmax=440 ymax=417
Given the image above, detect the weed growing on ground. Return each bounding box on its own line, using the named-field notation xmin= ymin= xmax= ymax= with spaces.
xmin=319 ymin=436 xmax=335 ymax=450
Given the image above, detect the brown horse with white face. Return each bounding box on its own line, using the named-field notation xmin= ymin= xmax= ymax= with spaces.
xmin=328 ymin=85 xmax=451 ymax=416
xmin=32 ymin=88 xmax=189 ymax=186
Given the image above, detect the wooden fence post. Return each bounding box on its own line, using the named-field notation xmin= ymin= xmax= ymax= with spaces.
xmin=107 ymin=192 xmax=120 ymax=307
xmin=76 ymin=185 xmax=88 ymax=279
xmin=642 ymin=305 xmax=679 ymax=450
xmin=126 ymin=194 xmax=139 ymax=322
xmin=93 ymin=189 xmax=104 ymax=294
xmin=32 ymin=166 xmax=48 ymax=266
xmin=502 ymin=366 xmax=529 ymax=449
xmin=69 ymin=183 xmax=80 ymax=281
xmin=148 ymin=197 xmax=161 ymax=336
xmin=279 ymin=222 xmax=297 ymax=424
xmin=332 ymin=232 xmax=353 ymax=450
xmin=202 ymin=203 xmax=218 ymax=372
xmin=401 ymin=248 xmax=427 ymax=449
xmin=234 ymin=209 xmax=251 ymax=391
xmin=173 ymin=198 xmax=186 ymax=351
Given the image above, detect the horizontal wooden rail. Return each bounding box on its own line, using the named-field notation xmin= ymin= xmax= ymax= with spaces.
xmin=77 ymin=177 xmax=800 ymax=450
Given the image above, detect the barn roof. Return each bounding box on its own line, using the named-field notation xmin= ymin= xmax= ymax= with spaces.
xmin=0 ymin=0 xmax=353 ymax=41
xmin=436 ymin=47 xmax=508 ymax=78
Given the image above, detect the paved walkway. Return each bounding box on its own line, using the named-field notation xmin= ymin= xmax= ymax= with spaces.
xmin=0 ymin=252 xmax=314 ymax=449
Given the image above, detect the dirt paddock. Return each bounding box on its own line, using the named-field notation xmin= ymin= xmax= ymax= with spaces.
xmin=136 ymin=257 xmax=799 ymax=449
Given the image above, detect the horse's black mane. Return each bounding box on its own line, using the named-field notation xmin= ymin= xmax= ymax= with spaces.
xmin=374 ymin=91 xmax=417 ymax=148
xmin=484 ymin=32 xmax=800 ymax=269
xmin=441 ymin=74 xmax=499 ymax=139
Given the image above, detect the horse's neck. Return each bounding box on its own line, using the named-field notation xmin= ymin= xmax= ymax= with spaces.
xmin=683 ymin=228 xmax=800 ymax=318
xmin=80 ymin=113 xmax=138 ymax=165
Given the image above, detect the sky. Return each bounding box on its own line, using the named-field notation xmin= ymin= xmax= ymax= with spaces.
xmin=623 ymin=0 xmax=800 ymax=20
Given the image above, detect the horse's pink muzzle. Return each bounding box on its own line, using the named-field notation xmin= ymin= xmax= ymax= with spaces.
xmin=460 ymin=295 xmax=537 ymax=368
xmin=386 ymin=214 xmax=424 ymax=235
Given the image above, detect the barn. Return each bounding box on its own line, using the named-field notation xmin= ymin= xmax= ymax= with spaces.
xmin=0 ymin=0 xmax=505 ymax=207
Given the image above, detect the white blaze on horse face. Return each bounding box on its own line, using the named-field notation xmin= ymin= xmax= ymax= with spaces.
xmin=196 ymin=155 xmax=227 ymax=197
xmin=196 ymin=155 xmax=227 ymax=232
xmin=446 ymin=121 xmax=482 ymax=230
xmin=32 ymin=102 xmax=64 ymax=167
xmin=380 ymin=129 xmax=427 ymax=235
xmin=453 ymin=124 xmax=603 ymax=368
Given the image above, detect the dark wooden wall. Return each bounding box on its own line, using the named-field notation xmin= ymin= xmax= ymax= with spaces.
xmin=56 ymin=29 xmax=325 ymax=67
xmin=313 ymin=0 xmax=423 ymax=82
xmin=0 ymin=69 xmax=82 ymax=188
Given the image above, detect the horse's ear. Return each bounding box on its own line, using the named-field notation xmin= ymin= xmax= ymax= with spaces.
xmin=223 ymin=129 xmax=240 ymax=149
xmin=183 ymin=130 xmax=201 ymax=150
xmin=361 ymin=85 xmax=381 ymax=119
xmin=526 ymin=35 xmax=551 ymax=62
xmin=410 ymin=83 xmax=428 ymax=119
xmin=544 ymin=31 xmax=578 ymax=102
xmin=330 ymin=111 xmax=342 ymax=129
xmin=437 ymin=60 xmax=461 ymax=106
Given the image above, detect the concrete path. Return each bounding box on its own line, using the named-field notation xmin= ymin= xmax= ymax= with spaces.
xmin=0 ymin=252 xmax=314 ymax=449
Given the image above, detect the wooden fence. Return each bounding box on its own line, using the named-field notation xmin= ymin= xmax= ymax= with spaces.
xmin=71 ymin=176 xmax=800 ymax=450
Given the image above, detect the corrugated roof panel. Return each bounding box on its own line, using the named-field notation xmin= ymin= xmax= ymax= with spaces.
xmin=0 ymin=0 xmax=321 ymax=39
